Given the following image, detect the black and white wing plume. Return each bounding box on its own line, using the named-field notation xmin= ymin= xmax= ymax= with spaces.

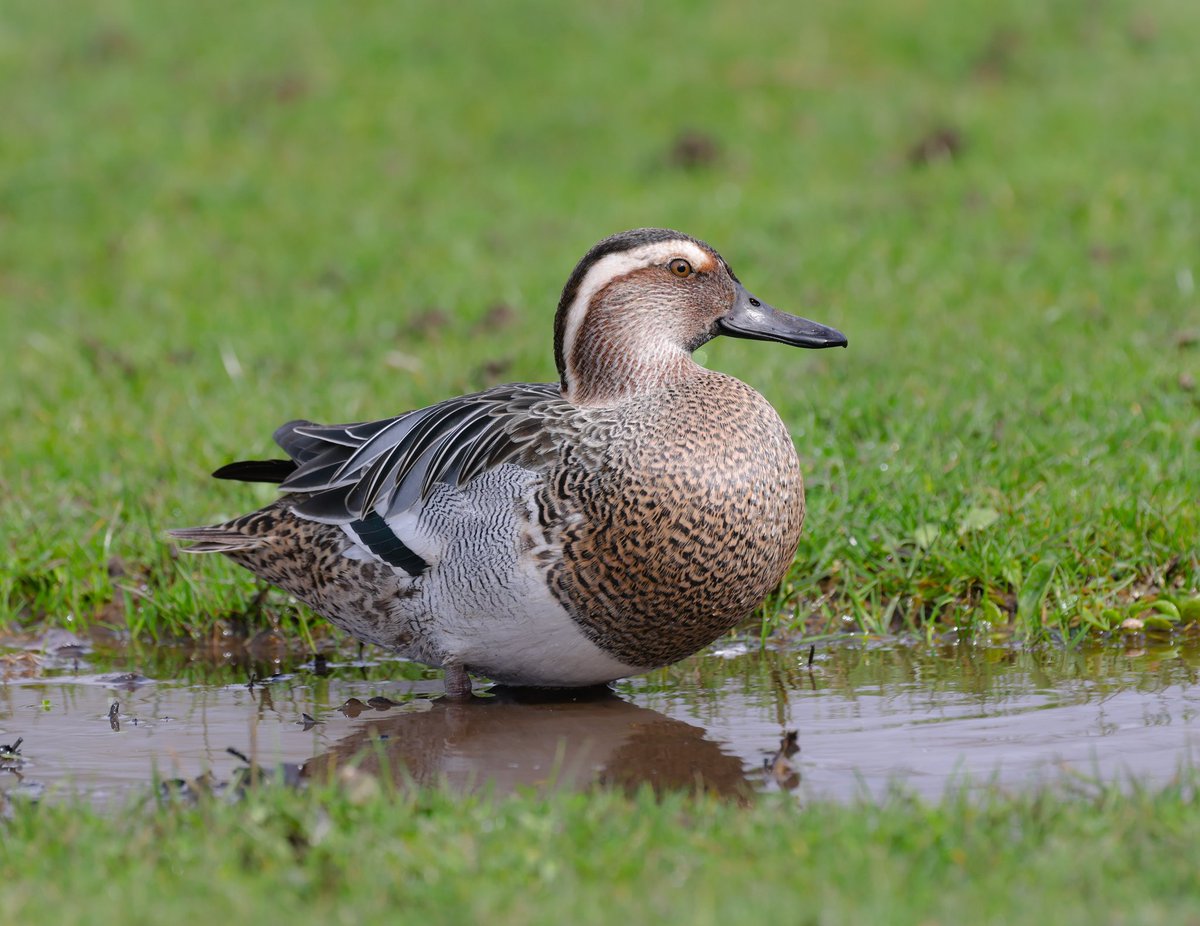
xmin=214 ymin=382 xmax=566 ymax=523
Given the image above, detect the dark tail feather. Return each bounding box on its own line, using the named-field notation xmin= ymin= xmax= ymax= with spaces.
xmin=213 ymin=459 xmax=297 ymax=483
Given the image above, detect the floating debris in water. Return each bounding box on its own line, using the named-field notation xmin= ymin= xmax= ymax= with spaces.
xmin=108 ymin=701 xmax=120 ymax=732
xmin=298 ymin=712 xmax=323 ymax=731
xmin=159 ymin=771 xmax=218 ymax=804
xmin=226 ymin=746 xmax=305 ymax=789
xmin=370 ymin=696 xmax=434 ymax=713
xmin=245 ymin=670 xmax=293 ymax=691
xmin=0 ymin=737 xmax=24 ymax=763
xmin=337 ymin=695 xmax=434 ymax=717
xmin=764 ymin=730 xmax=801 ymax=791
xmin=158 ymin=762 xmax=304 ymax=805
xmin=98 ymin=672 xmax=153 ymax=689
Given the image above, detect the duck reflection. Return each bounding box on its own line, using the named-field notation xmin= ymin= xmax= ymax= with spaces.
xmin=302 ymin=687 xmax=757 ymax=801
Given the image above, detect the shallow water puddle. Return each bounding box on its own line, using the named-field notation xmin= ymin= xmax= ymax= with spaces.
xmin=1 ymin=637 xmax=1198 ymax=804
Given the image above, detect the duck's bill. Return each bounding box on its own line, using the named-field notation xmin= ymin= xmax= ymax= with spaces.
xmin=717 ymin=284 xmax=847 ymax=349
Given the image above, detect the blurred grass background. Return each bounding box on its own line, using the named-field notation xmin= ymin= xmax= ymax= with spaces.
xmin=1 ymin=0 xmax=1197 ymax=641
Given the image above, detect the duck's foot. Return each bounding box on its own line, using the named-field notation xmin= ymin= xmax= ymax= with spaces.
xmin=443 ymin=664 xmax=473 ymax=700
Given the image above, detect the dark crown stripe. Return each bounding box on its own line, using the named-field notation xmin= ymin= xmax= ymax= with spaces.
xmin=348 ymin=511 xmax=429 ymax=576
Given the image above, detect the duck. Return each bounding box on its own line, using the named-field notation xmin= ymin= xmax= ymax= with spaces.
xmin=171 ymin=228 xmax=846 ymax=698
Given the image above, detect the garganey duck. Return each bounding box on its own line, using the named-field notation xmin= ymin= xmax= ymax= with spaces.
xmin=172 ymin=228 xmax=846 ymax=697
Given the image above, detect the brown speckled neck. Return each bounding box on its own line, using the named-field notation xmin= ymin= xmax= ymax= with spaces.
xmin=566 ymin=296 xmax=703 ymax=405
xmin=561 ymin=259 xmax=734 ymax=405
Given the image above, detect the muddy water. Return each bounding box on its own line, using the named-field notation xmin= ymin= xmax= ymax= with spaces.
xmin=2 ymin=635 xmax=1198 ymax=805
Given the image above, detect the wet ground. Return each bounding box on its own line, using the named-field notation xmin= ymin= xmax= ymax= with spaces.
xmin=2 ymin=632 xmax=1198 ymax=805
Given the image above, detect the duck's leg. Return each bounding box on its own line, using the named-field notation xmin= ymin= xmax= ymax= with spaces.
xmin=443 ymin=664 xmax=473 ymax=700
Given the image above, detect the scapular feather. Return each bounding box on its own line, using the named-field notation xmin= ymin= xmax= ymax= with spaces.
xmin=222 ymin=382 xmax=565 ymax=523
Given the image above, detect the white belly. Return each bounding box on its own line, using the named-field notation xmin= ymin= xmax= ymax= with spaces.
xmin=441 ymin=563 xmax=643 ymax=687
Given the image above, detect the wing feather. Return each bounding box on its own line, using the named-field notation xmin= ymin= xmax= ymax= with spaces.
xmin=249 ymin=382 xmax=566 ymax=523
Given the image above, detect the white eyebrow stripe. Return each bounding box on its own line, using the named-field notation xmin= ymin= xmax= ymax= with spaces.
xmin=559 ymin=240 xmax=711 ymax=393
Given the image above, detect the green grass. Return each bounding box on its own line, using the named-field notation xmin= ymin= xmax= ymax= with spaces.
xmin=1 ymin=0 xmax=1197 ymax=642
xmin=3 ymin=775 xmax=1200 ymax=926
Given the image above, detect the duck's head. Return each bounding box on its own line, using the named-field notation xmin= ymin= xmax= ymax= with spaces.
xmin=554 ymin=228 xmax=846 ymax=404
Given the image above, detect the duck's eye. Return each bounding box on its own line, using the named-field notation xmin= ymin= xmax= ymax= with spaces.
xmin=668 ymin=258 xmax=693 ymax=278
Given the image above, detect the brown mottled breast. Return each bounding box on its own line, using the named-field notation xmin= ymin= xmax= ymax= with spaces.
xmin=542 ymin=369 xmax=805 ymax=668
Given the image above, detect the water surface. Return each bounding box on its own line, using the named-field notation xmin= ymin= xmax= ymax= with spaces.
xmin=2 ymin=632 xmax=1197 ymax=805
